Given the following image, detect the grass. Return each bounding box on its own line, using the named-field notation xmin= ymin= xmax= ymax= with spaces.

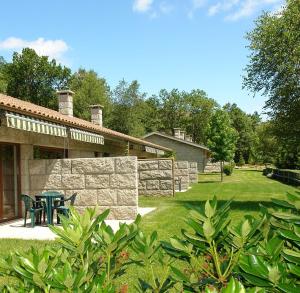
xmin=0 ymin=169 xmax=298 ymax=289
xmin=138 ymin=169 xmax=298 ymax=240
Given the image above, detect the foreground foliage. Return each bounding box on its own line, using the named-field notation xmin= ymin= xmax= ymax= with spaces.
xmin=1 ymin=192 xmax=300 ymax=292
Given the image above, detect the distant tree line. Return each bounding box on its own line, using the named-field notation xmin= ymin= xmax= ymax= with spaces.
xmin=0 ymin=43 xmax=298 ymax=169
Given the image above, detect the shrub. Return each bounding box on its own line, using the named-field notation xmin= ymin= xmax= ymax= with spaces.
xmin=0 ymin=208 xmax=141 ymax=292
xmin=223 ymin=164 xmax=233 ymax=176
xmin=237 ymin=154 xmax=245 ymax=166
xmin=1 ymin=194 xmax=300 ymax=292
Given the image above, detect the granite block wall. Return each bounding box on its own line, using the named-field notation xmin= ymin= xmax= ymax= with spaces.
xmin=138 ymin=159 xmax=174 ymax=196
xmin=174 ymin=161 xmax=190 ymax=191
xmin=28 ymin=157 xmax=138 ymax=220
xmin=189 ymin=162 xmax=198 ymax=184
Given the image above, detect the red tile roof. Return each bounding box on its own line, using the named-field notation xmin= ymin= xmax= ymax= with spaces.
xmin=0 ymin=93 xmax=172 ymax=152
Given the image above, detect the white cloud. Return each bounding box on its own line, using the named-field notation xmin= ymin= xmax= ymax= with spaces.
xmin=133 ymin=0 xmax=153 ymax=12
xmin=188 ymin=0 xmax=207 ymax=19
xmin=226 ymin=0 xmax=283 ymax=21
xmin=0 ymin=37 xmax=69 ymax=62
xmin=208 ymin=0 xmax=239 ymax=16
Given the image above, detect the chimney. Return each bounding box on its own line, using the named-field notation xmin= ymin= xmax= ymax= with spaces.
xmin=173 ymin=128 xmax=181 ymax=139
xmin=185 ymin=135 xmax=192 ymax=142
xmin=57 ymin=90 xmax=74 ymax=117
xmin=90 ymin=104 xmax=103 ymax=127
xmin=180 ymin=130 xmax=186 ymax=140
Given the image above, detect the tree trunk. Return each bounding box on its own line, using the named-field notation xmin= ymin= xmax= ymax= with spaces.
xmin=220 ymin=161 xmax=223 ymax=182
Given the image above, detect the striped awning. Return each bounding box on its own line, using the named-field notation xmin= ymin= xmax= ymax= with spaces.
xmin=70 ymin=128 xmax=104 ymax=145
xmin=145 ymin=146 xmax=165 ymax=155
xmin=6 ymin=112 xmax=67 ymax=137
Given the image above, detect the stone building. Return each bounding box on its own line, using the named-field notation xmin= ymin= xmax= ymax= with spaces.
xmin=0 ymin=91 xmax=171 ymax=222
xmin=143 ymin=129 xmax=210 ymax=172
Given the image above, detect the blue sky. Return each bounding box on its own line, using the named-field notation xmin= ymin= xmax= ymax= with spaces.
xmin=0 ymin=0 xmax=284 ymax=115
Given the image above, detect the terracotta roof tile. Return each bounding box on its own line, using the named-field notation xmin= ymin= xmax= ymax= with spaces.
xmin=0 ymin=93 xmax=172 ymax=152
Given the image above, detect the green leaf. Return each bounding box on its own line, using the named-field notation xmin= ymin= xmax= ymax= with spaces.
xmin=170 ymin=238 xmax=188 ymax=252
xmin=277 ymin=283 xmax=300 ymax=293
xmin=203 ymin=219 xmax=215 ymax=241
xmin=170 ymin=266 xmax=190 ymax=283
xmin=271 ymin=198 xmax=295 ymax=209
xmin=205 ymin=200 xmax=215 ymax=218
xmin=272 ymin=212 xmax=300 ymax=221
xmin=278 ymin=229 xmax=300 ymax=242
xmin=241 ymin=220 xmax=251 ymax=238
xmin=288 ymin=263 xmax=300 ymax=277
xmin=241 ymin=273 xmax=271 ymax=287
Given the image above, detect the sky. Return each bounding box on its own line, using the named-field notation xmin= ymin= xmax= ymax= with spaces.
xmin=0 ymin=0 xmax=285 ymax=115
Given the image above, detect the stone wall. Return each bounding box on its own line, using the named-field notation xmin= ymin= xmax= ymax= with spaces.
xmin=189 ymin=162 xmax=198 ymax=184
xmin=28 ymin=157 xmax=138 ymax=220
xmin=174 ymin=161 xmax=190 ymax=191
xmin=204 ymin=160 xmax=221 ymax=173
xmin=138 ymin=159 xmax=174 ymax=196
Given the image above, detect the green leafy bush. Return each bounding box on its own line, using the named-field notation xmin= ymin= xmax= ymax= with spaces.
xmin=223 ymin=165 xmax=234 ymax=176
xmin=0 ymin=208 xmax=140 ymax=292
xmin=237 ymin=154 xmax=246 ymax=167
xmin=1 ymin=193 xmax=300 ymax=292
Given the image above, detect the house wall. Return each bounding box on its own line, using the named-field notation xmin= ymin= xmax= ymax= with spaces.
xmin=189 ymin=162 xmax=198 ymax=184
xmin=26 ymin=157 xmax=138 ymax=220
xmin=0 ymin=126 xmax=161 ymax=159
xmin=143 ymin=135 xmax=209 ymax=172
xmin=138 ymin=159 xmax=174 ymax=197
xmin=174 ymin=161 xmax=190 ymax=191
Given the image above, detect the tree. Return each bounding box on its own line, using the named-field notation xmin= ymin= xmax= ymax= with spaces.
xmin=251 ymin=122 xmax=278 ymax=166
xmin=244 ymin=0 xmax=300 ymax=167
xmin=207 ymin=109 xmax=237 ymax=181
xmin=158 ymin=88 xmax=217 ymax=143
xmin=184 ymin=89 xmax=217 ymax=144
xmin=4 ymin=48 xmax=71 ymax=109
xmin=143 ymin=95 xmax=163 ymax=133
xmin=0 ymin=56 xmax=7 ymax=93
xmin=70 ymin=69 xmax=112 ymax=124
xmin=223 ymin=103 xmax=256 ymax=164
xmin=109 ymin=80 xmax=148 ymax=137
xmin=159 ymin=89 xmax=187 ymax=135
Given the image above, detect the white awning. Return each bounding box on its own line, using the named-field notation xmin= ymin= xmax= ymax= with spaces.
xmin=6 ymin=112 xmax=67 ymax=137
xmin=70 ymin=128 xmax=104 ymax=145
xmin=145 ymin=146 xmax=165 ymax=155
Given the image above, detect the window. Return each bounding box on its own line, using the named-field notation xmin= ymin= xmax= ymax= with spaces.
xmin=33 ymin=146 xmax=67 ymax=159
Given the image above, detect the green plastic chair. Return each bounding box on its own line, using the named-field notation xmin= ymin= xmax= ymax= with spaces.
xmin=55 ymin=193 xmax=77 ymax=222
xmin=21 ymin=194 xmax=45 ymax=227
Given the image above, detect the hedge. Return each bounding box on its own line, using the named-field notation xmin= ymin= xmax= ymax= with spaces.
xmin=263 ymin=168 xmax=300 ymax=185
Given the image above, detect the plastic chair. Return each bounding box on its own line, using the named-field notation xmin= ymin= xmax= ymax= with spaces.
xmin=54 ymin=193 xmax=77 ymax=223
xmin=21 ymin=194 xmax=45 ymax=227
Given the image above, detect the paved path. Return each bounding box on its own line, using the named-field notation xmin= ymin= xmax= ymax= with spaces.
xmin=0 ymin=207 xmax=156 ymax=240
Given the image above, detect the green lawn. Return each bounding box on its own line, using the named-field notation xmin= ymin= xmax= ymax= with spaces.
xmin=139 ymin=169 xmax=298 ymax=240
xmin=0 ymin=169 xmax=298 ymax=289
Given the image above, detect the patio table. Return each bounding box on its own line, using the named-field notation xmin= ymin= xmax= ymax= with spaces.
xmin=35 ymin=192 xmax=64 ymax=225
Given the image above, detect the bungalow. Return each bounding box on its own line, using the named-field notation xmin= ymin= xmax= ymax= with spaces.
xmin=143 ymin=128 xmax=210 ymax=172
xmin=0 ymin=90 xmax=171 ymax=222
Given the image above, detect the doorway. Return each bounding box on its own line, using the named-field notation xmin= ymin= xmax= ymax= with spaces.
xmin=0 ymin=144 xmax=20 ymax=222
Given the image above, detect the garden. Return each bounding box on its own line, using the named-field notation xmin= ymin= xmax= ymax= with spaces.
xmin=1 ymin=169 xmax=299 ymax=292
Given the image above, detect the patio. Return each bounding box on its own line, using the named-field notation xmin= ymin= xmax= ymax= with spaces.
xmin=0 ymin=207 xmax=156 ymax=240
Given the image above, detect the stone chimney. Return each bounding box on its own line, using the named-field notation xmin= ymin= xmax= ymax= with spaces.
xmin=180 ymin=130 xmax=186 ymax=140
xmin=90 ymin=104 xmax=103 ymax=127
xmin=57 ymin=90 xmax=74 ymax=117
xmin=173 ymin=128 xmax=181 ymax=139
xmin=185 ymin=135 xmax=193 ymax=142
